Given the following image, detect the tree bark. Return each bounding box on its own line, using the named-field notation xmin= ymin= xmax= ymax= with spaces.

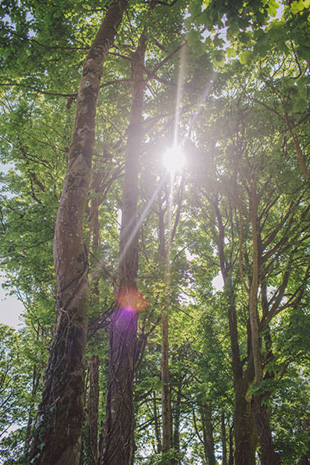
xmin=201 ymin=404 xmax=216 ymax=465
xmin=28 ymin=2 xmax=128 ymax=464
xmin=228 ymin=425 xmax=234 ymax=465
xmin=158 ymin=198 xmax=172 ymax=462
xmin=253 ymin=397 xmax=281 ymax=465
xmin=221 ymin=411 xmax=227 ymax=465
xmin=248 ymin=188 xmax=280 ymax=464
xmin=86 ymin=355 xmax=100 ymax=465
xmin=215 ymin=199 xmax=257 ymax=465
xmin=24 ymin=363 xmax=42 ymax=455
xmin=161 ymin=304 xmax=172 ymax=457
xmin=153 ymin=390 xmax=162 ymax=454
xmin=230 ymin=306 xmax=256 ymax=465
xmin=99 ymin=31 xmax=147 ymax=465
xmin=171 ymin=379 xmax=182 ymax=465
xmin=249 ymin=187 xmax=263 ymax=384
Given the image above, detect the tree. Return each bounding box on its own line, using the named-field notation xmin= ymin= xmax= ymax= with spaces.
xmin=28 ymin=1 xmax=129 ymax=463
xmin=0 ymin=2 xmax=309 ymax=464
xmin=99 ymin=29 xmax=147 ymax=465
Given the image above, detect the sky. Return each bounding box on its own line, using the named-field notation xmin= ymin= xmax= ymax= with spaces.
xmin=0 ymin=158 xmax=26 ymax=329
xmin=0 ymin=279 xmax=25 ymax=329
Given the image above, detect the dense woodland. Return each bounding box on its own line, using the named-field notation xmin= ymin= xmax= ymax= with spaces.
xmin=0 ymin=0 xmax=310 ymax=464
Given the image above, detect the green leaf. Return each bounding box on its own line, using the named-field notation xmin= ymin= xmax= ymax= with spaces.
xmin=239 ymin=50 xmax=252 ymax=64
xmin=290 ymin=0 xmax=306 ymax=14
xmin=188 ymin=0 xmax=202 ymax=19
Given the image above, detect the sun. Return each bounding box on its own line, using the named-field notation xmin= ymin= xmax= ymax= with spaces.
xmin=163 ymin=144 xmax=185 ymax=175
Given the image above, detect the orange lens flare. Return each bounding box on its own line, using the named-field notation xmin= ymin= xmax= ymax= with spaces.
xmin=116 ymin=289 xmax=148 ymax=314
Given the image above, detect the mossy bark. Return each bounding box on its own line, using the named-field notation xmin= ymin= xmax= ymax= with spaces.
xmin=28 ymin=1 xmax=128 ymax=463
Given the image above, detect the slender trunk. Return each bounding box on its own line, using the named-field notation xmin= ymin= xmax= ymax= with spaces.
xmin=161 ymin=304 xmax=172 ymax=457
xmin=201 ymin=404 xmax=216 ymax=465
xmin=221 ymin=411 xmax=227 ymax=465
xmin=249 ymin=188 xmax=263 ymax=383
xmin=100 ymin=32 xmax=147 ymax=465
xmin=84 ymin=171 xmax=103 ymax=465
xmin=86 ymin=355 xmax=100 ymax=465
xmin=28 ymin=3 xmax=128 ymax=464
xmin=171 ymin=381 xmax=182 ymax=465
xmin=24 ymin=364 xmax=42 ymax=454
xmin=153 ymin=391 xmax=162 ymax=454
xmin=158 ymin=198 xmax=172 ymax=461
xmin=228 ymin=425 xmax=234 ymax=465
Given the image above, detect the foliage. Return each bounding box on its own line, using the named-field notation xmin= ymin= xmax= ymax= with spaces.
xmin=0 ymin=0 xmax=309 ymax=463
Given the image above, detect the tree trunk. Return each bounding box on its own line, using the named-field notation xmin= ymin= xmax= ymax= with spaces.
xmin=100 ymin=32 xmax=147 ymax=465
xmin=161 ymin=304 xmax=172 ymax=458
xmin=233 ymin=376 xmax=256 ymax=465
xmin=221 ymin=411 xmax=227 ymax=465
xmin=171 ymin=380 xmax=182 ymax=465
xmin=228 ymin=425 xmax=234 ymax=465
xmin=153 ymin=390 xmax=162 ymax=454
xmin=28 ymin=2 xmax=128 ymax=464
xmin=249 ymin=188 xmax=263 ymax=383
xmin=227 ymin=289 xmax=257 ymax=465
xmin=215 ymin=196 xmax=257 ymax=465
xmin=86 ymin=355 xmax=100 ymax=465
xmin=249 ymin=188 xmax=280 ymax=464
xmin=253 ymin=397 xmax=281 ymax=465
xmin=158 ymin=197 xmax=172 ymax=462
xmin=201 ymin=404 xmax=216 ymax=465
xmin=24 ymin=363 xmax=42 ymax=455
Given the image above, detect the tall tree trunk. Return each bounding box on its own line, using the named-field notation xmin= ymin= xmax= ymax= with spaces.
xmin=233 ymin=375 xmax=256 ymax=465
xmin=201 ymin=404 xmax=216 ymax=465
xmin=228 ymin=425 xmax=234 ymax=465
xmin=28 ymin=2 xmax=128 ymax=464
xmin=231 ymin=317 xmax=256 ymax=465
xmin=100 ymin=32 xmax=147 ymax=465
xmin=161 ymin=302 xmax=172 ymax=458
xmin=249 ymin=188 xmax=263 ymax=384
xmin=253 ymin=397 xmax=281 ymax=465
xmin=86 ymin=355 xmax=100 ymax=465
xmin=171 ymin=380 xmax=182 ymax=465
xmin=214 ymin=198 xmax=257 ymax=465
xmin=221 ymin=411 xmax=227 ymax=465
xmin=153 ymin=390 xmax=162 ymax=454
xmin=249 ymin=188 xmax=280 ymax=464
xmin=158 ymin=199 xmax=172 ymax=462
xmin=24 ymin=363 xmax=42 ymax=455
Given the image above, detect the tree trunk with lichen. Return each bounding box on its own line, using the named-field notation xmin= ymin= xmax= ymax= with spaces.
xmin=99 ymin=32 xmax=147 ymax=465
xmin=28 ymin=2 xmax=128 ymax=463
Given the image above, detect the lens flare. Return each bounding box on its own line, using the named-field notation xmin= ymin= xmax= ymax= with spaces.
xmin=116 ymin=288 xmax=148 ymax=314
